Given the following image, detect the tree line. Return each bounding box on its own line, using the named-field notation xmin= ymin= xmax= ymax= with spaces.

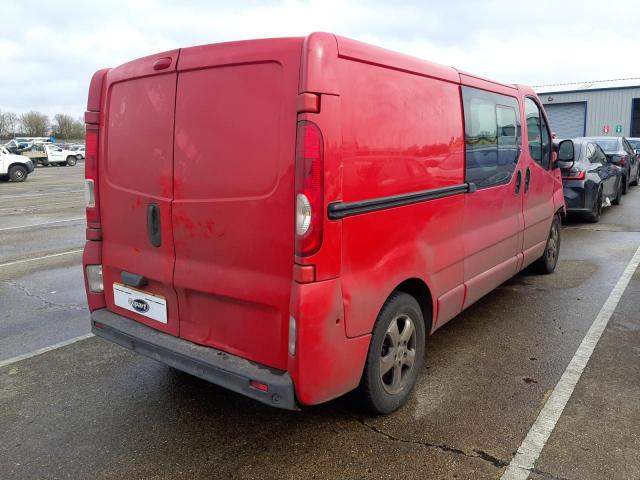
xmin=0 ymin=110 xmax=85 ymax=140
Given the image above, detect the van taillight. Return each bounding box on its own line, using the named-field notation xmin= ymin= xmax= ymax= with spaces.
xmin=85 ymin=129 xmax=100 ymax=225
xmin=295 ymin=121 xmax=324 ymax=257
xmin=619 ymin=155 xmax=627 ymax=166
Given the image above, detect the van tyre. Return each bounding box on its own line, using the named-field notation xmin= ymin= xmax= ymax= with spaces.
xmin=8 ymin=165 xmax=28 ymax=182
xmin=534 ymin=215 xmax=561 ymax=274
xmin=66 ymin=156 xmax=77 ymax=166
xmin=585 ymin=189 xmax=602 ymax=223
xmin=359 ymin=292 xmax=426 ymax=414
xmin=622 ymin=175 xmax=628 ymax=194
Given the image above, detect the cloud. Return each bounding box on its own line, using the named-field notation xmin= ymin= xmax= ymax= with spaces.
xmin=1 ymin=0 xmax=639 ymax=117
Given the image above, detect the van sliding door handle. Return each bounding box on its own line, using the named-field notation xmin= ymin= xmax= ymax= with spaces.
xmin=515 ymin=171 xmax=522 ymax=194
xmin=147 ymin=203 xmax=161 ymax=247
xmin=525 ymin=168 xmax=531 ymax=193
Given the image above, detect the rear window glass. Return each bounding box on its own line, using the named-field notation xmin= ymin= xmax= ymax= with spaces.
xmin=462 ymin=86 xmax=521 ymax=188
xmin=594 ymin=138 xmax=619 ymax=152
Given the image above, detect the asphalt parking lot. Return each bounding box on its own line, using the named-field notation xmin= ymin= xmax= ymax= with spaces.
xmin=1 ymin=166 xmax=639 ymax=480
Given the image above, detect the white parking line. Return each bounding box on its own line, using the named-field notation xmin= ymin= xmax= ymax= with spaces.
xmin=0 ymin=249 xmax=83 ymax=269
xmin=0 ymin=189 xmax=83 ymax=200
xmin=0 ymin=217 xmax=85 ymax=232
xmin=501 ymin=244 xmax=640 ymax=480
xmin=0 ymin=333 xmax=94 ymax=369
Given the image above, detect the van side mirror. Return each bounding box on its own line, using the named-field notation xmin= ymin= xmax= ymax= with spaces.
xmin=555 ymin=139 xmax=575 ymax=169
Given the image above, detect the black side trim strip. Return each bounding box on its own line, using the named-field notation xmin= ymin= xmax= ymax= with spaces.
xmin=328 ymin=183 xmax=471 ymax=220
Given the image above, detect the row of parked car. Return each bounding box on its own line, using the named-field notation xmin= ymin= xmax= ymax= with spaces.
xmin=0 ymin=139 xmax=86 ymax=182
xmin=558 ymin=136 xmax=640 ymax=222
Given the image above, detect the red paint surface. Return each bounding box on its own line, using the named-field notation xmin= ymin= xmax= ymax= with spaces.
xmin=83 ymin=33 xmax=564 ymax=406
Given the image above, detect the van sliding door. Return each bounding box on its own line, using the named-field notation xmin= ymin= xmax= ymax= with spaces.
xmin=461 ymin=84 xmax=525 ymax=308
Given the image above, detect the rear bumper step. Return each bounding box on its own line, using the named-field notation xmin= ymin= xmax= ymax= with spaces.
xmin=91 ymin=309 xmax=298 ymax=410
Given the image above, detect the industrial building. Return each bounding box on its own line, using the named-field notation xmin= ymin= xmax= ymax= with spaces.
xmin=535 ymin=78 xmax=640 ymax=139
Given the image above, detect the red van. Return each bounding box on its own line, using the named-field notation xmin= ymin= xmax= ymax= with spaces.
xmin=82 ymin=33 xmax=566 ymax=413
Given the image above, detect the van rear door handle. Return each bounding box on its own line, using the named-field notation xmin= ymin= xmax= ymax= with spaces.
xmin=147 ymin=203 xmax=161 ymax=247
xmin=121 ymin=271 xmax=148 ymax=288
xmin=524 ymin=168 xmax=531 ymax=193
xmin=515 ymin=170 xmax=522 ymax=194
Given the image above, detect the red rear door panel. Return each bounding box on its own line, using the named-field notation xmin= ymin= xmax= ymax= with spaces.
xmin=100 ymin=51 xmax=180 ymax=335
xmin=172 ymin=40 xmax=302 ymax=370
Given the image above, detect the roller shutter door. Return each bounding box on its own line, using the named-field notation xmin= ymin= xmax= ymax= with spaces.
xmin=543 ymin=102 xmax=586 ymax=138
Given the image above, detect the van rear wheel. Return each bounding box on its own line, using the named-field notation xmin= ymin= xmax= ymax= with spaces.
xmin=358 ymin=292 xmax=425 ymax=414
xmin=534 ymin=215 xmax=561 ymax=274
xmin=66 ymin=156 xmax=77 ymax=166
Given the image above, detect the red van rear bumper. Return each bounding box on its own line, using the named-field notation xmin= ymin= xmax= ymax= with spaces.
xmin=91 ymin=309 xmax=298 ymax=410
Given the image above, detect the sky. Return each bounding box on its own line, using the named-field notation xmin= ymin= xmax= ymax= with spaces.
xmin=1 ymin=0 xmax=639 ymax=118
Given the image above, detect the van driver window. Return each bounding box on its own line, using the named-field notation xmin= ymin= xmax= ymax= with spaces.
xmin=525 ymin=97 xmax=551 ymax=169
xmin=462 ymin=86 xmax=522 ymax=188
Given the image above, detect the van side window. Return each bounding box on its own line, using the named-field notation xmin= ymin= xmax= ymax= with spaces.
xmin=462 ymin=86 xmax=522 ymax=188
xmin=525 ymin=97 xmax=551 ymax=169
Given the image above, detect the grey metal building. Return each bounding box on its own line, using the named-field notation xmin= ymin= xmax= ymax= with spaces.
xmin=535 ymin=78 xmax=640 ymax=139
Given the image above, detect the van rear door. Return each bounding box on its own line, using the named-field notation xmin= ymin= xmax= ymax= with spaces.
xmin=172 ymin=39 xmax=303 ymax=370
xmin=100 ymin=51 xmax=181 ymax=336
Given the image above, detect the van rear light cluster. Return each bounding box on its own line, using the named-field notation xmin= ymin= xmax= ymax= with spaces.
xmin=294 ymin=121 xmax=324 ymax=256
xmin=84 ymin=179 xmax=95 ymax=208
xmin=86 ymin=264 xmax=104 ymax=292
xmin=84 ymin=130 xmax=100 ymax=224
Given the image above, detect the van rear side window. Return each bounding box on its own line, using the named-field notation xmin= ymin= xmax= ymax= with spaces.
xmin=462 ymin=86 xmax=521 ymax=188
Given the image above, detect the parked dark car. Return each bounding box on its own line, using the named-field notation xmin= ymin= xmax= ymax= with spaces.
xmin=558 ymin=138 xmax=623 ymax=222
xmin=627 ymin=137 xmax=640 ymax=152
xmin=580 ymin=136 xmax=639 ymax=193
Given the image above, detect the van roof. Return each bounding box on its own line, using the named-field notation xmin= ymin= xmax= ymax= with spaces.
xmin=102 ymin=33 xmax=528 ymax=97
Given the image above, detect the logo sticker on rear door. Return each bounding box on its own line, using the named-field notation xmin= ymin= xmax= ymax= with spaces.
xmin=129 ymin=298 xmax=150 ymax=313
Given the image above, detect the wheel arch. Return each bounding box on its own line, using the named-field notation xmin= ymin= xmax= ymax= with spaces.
xmin=8 ymin=162 xmax=28 ymax=172
xmin=391 ymin=278 xmax=434 ymax=336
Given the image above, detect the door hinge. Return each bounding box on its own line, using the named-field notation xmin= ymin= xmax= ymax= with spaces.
xmin=296 ymin=92 xmax=320 ymax=113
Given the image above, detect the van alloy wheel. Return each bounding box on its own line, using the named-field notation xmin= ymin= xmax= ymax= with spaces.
xmin=546 ymin=220 xmax=559 ymax=267
xmin=534 ymin=215 xmax=561 ymax=274
xmin=380 ymin=314 xmax=417 ymax=395
xmin=359 ymin=292 xmax=426 ymax=414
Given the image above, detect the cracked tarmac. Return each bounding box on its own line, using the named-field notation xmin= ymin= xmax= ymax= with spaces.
xmin=1 ymin=165 xmax=639 ymax=479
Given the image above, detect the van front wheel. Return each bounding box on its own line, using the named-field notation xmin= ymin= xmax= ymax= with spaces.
xmin=534 ymin=215 xmax=561 ymax=274
xmin=358 ymin=292 xmax=425 ymax=414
